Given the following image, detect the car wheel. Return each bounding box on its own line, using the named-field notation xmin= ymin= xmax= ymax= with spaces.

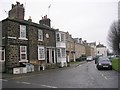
xmin=109 ymin=67 xmax=112 ymax=70
xmin=97 ymin=66 xmax=100 ymax=70
xmin=97 ymin=67 xmax=100 ymax=70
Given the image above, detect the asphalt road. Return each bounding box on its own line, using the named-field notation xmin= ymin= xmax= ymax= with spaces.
xmin=1 ymin=61 xmax=119 ymax=88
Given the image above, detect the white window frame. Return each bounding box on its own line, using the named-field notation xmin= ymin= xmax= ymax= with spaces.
xmin=19 ymin=25 xmax=27 ymax=40
xmin=20 ymin=46 xmax=27 ymax=61
xmin=38 ymin=29 xmax=43 ymax=41
xmin=57 ymin=48 xmax=66 ymax=58
xmin=57 ymin=48 xmax=61 ymax=57
xmin=56 ymin=33 xmax=60 ymax=42
xmin=61 ymin=48 xmax=66 ymax=57
xmin=0 ymin=47 xmax=5 ymax=62
xmin=61 ymin=33 xmax=65 ymax=42
xmin=38 ymin=46 xmax=45 ymax=60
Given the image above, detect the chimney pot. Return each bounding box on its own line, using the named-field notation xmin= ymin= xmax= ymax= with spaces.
xmin=28 ymin=16 xmax=32 ymax=22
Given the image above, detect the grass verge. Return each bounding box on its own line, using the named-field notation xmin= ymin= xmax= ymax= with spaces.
xmin=112 ymin=58 xmax=120 ymax=72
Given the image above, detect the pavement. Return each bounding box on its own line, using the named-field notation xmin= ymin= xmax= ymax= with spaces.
xmin=1 ymin=61 xmax=87 ymax=79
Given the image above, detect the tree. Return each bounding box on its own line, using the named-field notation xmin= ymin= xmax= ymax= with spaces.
xmin=107 ymin=20 xmax=120 ymax=55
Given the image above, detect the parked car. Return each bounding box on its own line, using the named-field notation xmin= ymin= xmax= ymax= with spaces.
xmin=110 ymin=55 xmax=120 ymax=59
xmin=76 ymin=55 xmax=87 ymax=61
xmin=96 ymin=56 xmax=112 ymax=70
xmin=86 ymin=56 xmax=93 ymax=61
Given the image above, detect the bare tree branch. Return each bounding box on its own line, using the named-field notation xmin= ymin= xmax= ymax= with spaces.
xmin=107 ymin=20 xmax=120 ymax=55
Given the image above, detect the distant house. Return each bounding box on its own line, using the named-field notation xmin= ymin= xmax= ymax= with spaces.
xmin=0 ymin=2 xmax=57 ymax=73
xmin=74 ymin=38 xmax=86 ymax=59
xmin=96 ymin=43 xmax=107 ymax=56
xmin=87 ymin=42 xmax=97 ymax=57
xmin=66 ymin=32 xmax=75 ymax=62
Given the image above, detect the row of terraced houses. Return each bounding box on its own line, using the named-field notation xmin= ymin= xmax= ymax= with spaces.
xmin=0 ymin=2 xmax=107 ymax=73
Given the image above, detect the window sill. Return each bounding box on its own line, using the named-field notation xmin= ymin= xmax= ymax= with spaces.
xmin=38 ymin=39 xmax=43 ymax=41
xmin=38 ymin=59 xmax=45 ymax=60
xmin=19 ymin=38 xmax=28 ymax=40
xmin=19 ymin=60 xmax=28 ymax=62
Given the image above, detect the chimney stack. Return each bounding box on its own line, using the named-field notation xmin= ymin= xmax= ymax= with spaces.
xmin=39 ymin=15 xmax=51 ymax=27
xmin=8 ymin=2 xmax=25 ymax=20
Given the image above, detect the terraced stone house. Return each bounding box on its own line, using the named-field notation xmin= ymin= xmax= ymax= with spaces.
xmin=0 ymin=2 xmax=57 ymax=73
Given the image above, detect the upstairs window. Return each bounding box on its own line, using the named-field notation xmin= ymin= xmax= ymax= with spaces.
xmin=38 ymin=29 xmax=43 ymax=41
xmin=56 ymin=33 xmax=60 ymax=42
xmin=20 ymin=25 xmax=26 ymax=39
xmin=56 ymin=32 xmax=65 ymax=42
xmin=61 ymin=33 xmax=65 ymax=42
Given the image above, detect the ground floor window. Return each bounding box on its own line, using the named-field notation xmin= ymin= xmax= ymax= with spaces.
xmin=38 ymin=46 xmax=45 ymax=60
xmin=0 ymin=47 xmax=5 ymax=61
xmin=20 ymin=46 xmax=27 ymax=60
xmin=57 ymin=48 xmax=66 ymax=58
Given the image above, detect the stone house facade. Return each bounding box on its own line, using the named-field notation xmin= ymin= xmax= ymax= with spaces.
xmin=85 ymin=45 xmax=94 ymax=57
xmin=1 ymin=17 xmax=56 ymax=73
xmin=74 ymin=38 xmax=86 ymax=59
xmin=66 ymin=32 xmax=75 ymax=62
xmin=0 ymin=2 xmax=56 ymax=73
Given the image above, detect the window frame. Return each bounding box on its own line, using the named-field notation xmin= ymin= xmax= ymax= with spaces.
xmin=38 ymin=29 xmax=43 ymax=41
xmin=56 ymin=33 xmax=60 ymax=42
xmin=38 ymin=46 xmax=45 ymax=60
xmin=61 ymin=48 xmax=66 ymax=57
xmin=0 ymin=47 xmax=5 ymax=62
xmin=57 ymin=48 xmax=61 ymax=57
xmin=61 ymin=33 xmax=65 ymax=42
xmin=20 ymin=46 xmax=27 ymax=60
xmin=57 ymin=48 xmax=66 ymax=58
xmin=19 ymin=25 xmax=27 ymax=40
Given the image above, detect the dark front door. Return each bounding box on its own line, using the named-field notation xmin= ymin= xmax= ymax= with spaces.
xmin=52 ymin=49 xmax=55 ymax=63
xmin=46 ymin=49 xmax=49 ymax=63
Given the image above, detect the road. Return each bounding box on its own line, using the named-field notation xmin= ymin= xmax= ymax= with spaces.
xmin=1 ymin=61 xmax=119 ymax=88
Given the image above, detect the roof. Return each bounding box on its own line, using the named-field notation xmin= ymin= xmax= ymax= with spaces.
xmin=2 ymin=18 xmax=56 ymax=31
xmin=96 ymin=43 xmax=106 ymax=48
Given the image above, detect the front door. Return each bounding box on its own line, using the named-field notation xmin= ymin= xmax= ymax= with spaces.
xmin=46 ymin=48 xmax=49 ymax=63
xmin=46 ymin=48 xmax=55 ymax=63
xmin=52 ymin=49 xmax=55 ymax=63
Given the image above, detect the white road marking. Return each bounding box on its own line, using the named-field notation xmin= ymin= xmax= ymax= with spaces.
xmin=104 ymin=76 xmax=108 ymax=80
xmin=79 ymin=65 xmax=82 ymax=66
xmin=16 ymin=81 xmax=31 ymax=85
xmin=41 ymin=84 xmax=58 ymax=88
xmin=101 ymin=73 xmax=108 ymax=80
xmin=90 ymin=76 xmax=95 ymax=80
xmin=0 ymin=79 xmax=8 ymax=82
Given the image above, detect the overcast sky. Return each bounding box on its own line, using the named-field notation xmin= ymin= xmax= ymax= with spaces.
xmin=0 ymin=0 xmax=119 ymax=49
